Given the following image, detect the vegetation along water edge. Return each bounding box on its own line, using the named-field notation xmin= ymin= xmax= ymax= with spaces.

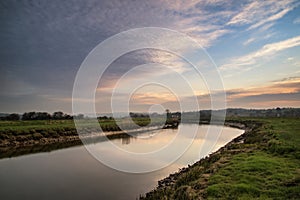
xmin=140 ymin=117 xmax=300 ymax=199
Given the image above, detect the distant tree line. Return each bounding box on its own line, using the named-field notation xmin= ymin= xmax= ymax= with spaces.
xmin=1 ymin=108 xmax=299 ymax=121
xmin=129 ymin=112 xmax=150 ymax=118
xmin=128 ymin=110 xmax=182 ymax=119
xmin=225 ymin=107 xmax=300 ymax=118
xmin=0 ymin=111 xmax=83 ymax=121
xmin=97 ymin=116 xmax=114 ymax=120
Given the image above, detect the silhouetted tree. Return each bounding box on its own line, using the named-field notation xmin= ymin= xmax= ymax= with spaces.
xmin=6 ymin=113 xmax=20 ymax=121
xmin=74 ymin=114 xmax=84 ymax=119
xmin=52 ymin=111 xmax=64 ymax=119
xmin=63 ymin=114 xmax=73 ymax=119
xmin=36 ymin=112 xmax=51 ymax=120
xmin=98 ymin=116 xmax=108 ymax=120
xmin=22 ymin=112 xmax=37 ymax=120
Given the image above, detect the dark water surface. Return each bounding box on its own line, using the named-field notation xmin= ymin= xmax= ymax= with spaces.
xmin=0 ymin=124 xmax=243 ymax=200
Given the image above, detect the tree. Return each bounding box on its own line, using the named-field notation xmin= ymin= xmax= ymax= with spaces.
xmin=52 ymin=111 xmax=64 ymax=119
xmin=22 ymin=112 xmax=37 ymax=120
xmin=6 ymin=113 xmax=20 ymax=121
xmin=63 ymin=114 xmax=73 ymax=119
xmin=98 ymin=116 xmax=108 ymax=120
xmin=74 ymin=114 xmax=84 ymax=119
xmin=36 ymin=112 xmax=51 ymax=120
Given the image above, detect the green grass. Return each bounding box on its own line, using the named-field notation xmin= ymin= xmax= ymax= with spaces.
xmin=0 ymin=120 xmax=77 ymax=139
xmin=207 ymin=118 xmax=300 ymax=199
xmin=141 ymin=117 xmax=300 ymax=199
xmin=0 ymin=117 xmax=167 ymax=142
xmin=98 ymin=117 xmax=165 ymax=131
xmin=207 ymin=152 xmax=300 ymax=199
xmin=0 ymin=120 xmax=75 ymax=132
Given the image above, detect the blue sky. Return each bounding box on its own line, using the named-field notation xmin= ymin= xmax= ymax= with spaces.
xmin=0 ymin=0 xmax=300 ymax=113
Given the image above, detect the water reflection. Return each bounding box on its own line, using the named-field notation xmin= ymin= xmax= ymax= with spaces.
xmin=0 ymin=124 xmax=243 ymax=200
xmin=121 ymin=136 xmax=131 ymax=145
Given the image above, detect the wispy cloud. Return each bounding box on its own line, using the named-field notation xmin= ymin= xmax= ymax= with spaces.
xmin=294 ymin=17 xmax=300 ymax=24
xmin=271 ymin=76 xmax=300 ymax=83
xmin=242 ymin=24 xmax=276 ymax=46
xmin=248 ymin=6 xmax=295 ymax=30
xmin=98 ymin=75 xmax=300 ymax=111
xmin=225 ymin=76 xmax=300 ymax=108
xmin=131 ymin=92 xmax=178 ymax=105
xmin=230 ymin=77 xmax=300 ymax=97
xmin=227 ymin=1 xmax=265 ymax=25
xmin=178 ymin=76 xmax=300 ymax=110
xmin=221 ymin=35 xmax=300 ymax=71
xmin=227 ymin=1 xmax=295 ymax=28
xmin=243 ymin=37 xmax=256 ymax=46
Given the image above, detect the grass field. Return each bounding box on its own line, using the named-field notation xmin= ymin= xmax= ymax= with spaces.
xmin=0 ymin=120 xmax=77 ymax=140
xmin=141 ymin=117 xmax=300 ymax=199
xmin=0 ymin=117 xmax=166 ymax=142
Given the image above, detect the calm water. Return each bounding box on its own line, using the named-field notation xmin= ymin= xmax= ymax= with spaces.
xmin=0 ymin=124 xmax=243 ymax=200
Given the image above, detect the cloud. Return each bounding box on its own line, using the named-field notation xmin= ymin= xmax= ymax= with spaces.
xmin=95 ymin=75 xmax=300 ymax=112
xmin=230 ymin=92 xmax=300 ymax=108
xmin=94 ymin=49 xmax=194 ymax=92
xmin=180 ymin=76 xmax=300 ymax=109
xmin=1 ymin=0 xmax=300 ymax=112
xmin=227 ymin=1 xmax=295 ymax=27
xmin=243 ymin=38 xmax=255 ymax=46
xmin=258 ymin=23 xmax=276 ymax=32
xmin=227 ymin=1 xmax=264 ymax=25
xmin=248 ymin=6 xmax=295 ymax=30
xmin=190 ymin=29 xmax=232 ymax=47
xmin=153 ymin=0 xmax=236 ymax=47
xmin=131 ymin=92 xmax=178 ymax=105
xmin=225 ymin=76 xmax=300 ymax=108
xmin=271 ymin=76 xmax=300 ymax=83
xmin=0 ymin=0 xmax=233 ymax=85
xmin=242 ymin=28 xmax=275 ymax=46
xmin=294 ymin=17 xmax=300 ymax=24
xmin=221 ymin=35 xmax=300 ymax=71
xmin=230 ymin=77 xmax=300 ymax=95
xmin=0 ymin=93 xmax=72 ymax=113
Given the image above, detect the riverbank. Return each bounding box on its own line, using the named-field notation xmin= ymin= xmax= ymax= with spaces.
xmin=0 ymin=116 xmax=179 ymax=159
xmin=140 ymin=118 xmax=300 ymax=199
xmin=0 ymin=118 xmax=164 ymax=147
xmin=0 ymin=124 xmax=164 ymax=159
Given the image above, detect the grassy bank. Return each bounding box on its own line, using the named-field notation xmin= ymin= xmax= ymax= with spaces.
xmin=141 ymin=118 xmax=300 ymax=199
xmin=0 ymin=118 xmax=153 ymax=158
xmin=0 ymin=120 xmax=76 ymax=140
xmin=0 ymin=117 xmax=168 ymax=148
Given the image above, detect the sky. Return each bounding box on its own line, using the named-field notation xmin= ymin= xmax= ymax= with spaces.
xmin=0 ymin=0 xmax=300 ymax=114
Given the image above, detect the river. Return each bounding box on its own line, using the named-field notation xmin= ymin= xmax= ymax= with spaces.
xmin=0 ymin=124 xmax=243 ymax=200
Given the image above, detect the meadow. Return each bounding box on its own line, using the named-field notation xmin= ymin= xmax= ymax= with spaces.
xmin=141 ymin=117 xmax=300 ymax=199
xmin=0 ymin=117 xmax=168 ymax=144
